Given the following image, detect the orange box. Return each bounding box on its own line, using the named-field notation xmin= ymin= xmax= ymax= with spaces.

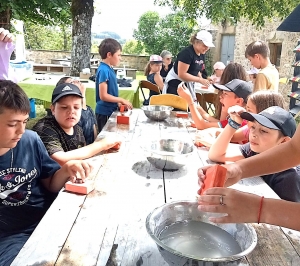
xmin=176 ymin=112 xmax=189 ymax=118
xmin=198 ymin=165 xmax=227 ymax=195
xmin=117 ymin=115 xmax=130 ymax=124
xmin=65 ymin=180 xmax=95 ymax=195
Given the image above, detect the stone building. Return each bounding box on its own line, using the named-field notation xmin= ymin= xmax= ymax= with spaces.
xmin=212 ymin=18 xmax=300 ymax=102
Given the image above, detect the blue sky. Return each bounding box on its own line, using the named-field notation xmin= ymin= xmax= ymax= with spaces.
xmin=92 ymin=0 xmax=172 ymax=39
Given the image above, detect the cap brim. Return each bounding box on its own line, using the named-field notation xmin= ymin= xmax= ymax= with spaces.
xmin=213 ymin=83 xmax=230 ymax=91
xmin=202 ymin=41 xmax=215 ymax=47
xmin=240 ymin=112 xmax=280 ymax=130
xmin=52 ymin=92 xmax=83 ymax=104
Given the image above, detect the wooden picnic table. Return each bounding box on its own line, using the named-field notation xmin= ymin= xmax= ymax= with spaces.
xmin=11 ymin=109 xmax=300 ymax=265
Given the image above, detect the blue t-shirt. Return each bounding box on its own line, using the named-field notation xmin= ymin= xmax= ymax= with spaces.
xmin=0 ymin=130 xmax=61 ymax=234
xmin=95 ymin=62 xmax=119 ymax=116
xmin=147 ymin=73 xmax=160 ymax=98
xmin=77 ymin=105 xmax=97 ymax=145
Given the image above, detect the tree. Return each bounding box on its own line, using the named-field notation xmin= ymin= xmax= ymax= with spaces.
xmin=155 ymin=0 xmax=299 ymax=27
xmin=0 ymin=1 xmax=71 ymax=30
xmin=133 ymin=11 xmax=195 ymax=56
xmin=122 ymin=40 xmax=145 ymax=55
xmin=24 ymin=22 xmax=72 ymax=51
xmin=70 ymin=0 xmax=94 ymax=76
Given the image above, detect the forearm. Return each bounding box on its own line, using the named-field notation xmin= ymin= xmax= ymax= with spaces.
xmin=196 ymin=106 xmax=217 ymax=122
xmin=51 ymin=141 xmax=106 ymax=165
xmin=189 ymin=103 xmax=207 ymax=129
xmin=208 ymin=125 xmax=236 ymax=162
xmin=178 ymin=72 xmax=201 ymax=83
xmin=100 ymin=93 xmax=125 ymax=104
xmin=261 ymin=198 xmax=300 ymax=230
xmin=44 ymin=166 xmax=70 ymax=192
xmin=237 ymin=140 xmax=300 ymax=178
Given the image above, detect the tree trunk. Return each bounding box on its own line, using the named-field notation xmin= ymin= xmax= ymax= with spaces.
xmin=0 ymin=7 xmax=11 ymax=30
xmin=70 ymin=0 xmax=94 ymax=77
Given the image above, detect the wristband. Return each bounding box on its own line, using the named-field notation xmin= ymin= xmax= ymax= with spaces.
xmin=257 ymin=196 xmax=264 ymax=224
xmin=228 ymin=118 xmax=241 ymax=130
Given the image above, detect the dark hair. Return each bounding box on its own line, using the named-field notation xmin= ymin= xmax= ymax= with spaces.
xmin=245 ymin=41 xmax=270 ymax=58
xmin=56 ymin=76 xmax=72 ymax=86
xmin=98 ymin=38 xmax=122 ymax=59
xmin=0 ymin=80 xmax=30 ymax=114
xmin=247 ymin=91 xmax=285 ymax=113
xmin=219 ymin=63 xmax=247 ymax=84
xmin=214 ymin=63 xmax=248 ymax=119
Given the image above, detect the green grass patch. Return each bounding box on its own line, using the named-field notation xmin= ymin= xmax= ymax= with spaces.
xmin=26 ymin=105 xmax=47 ymax=130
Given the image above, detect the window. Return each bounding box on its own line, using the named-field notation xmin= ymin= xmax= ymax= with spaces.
xmin=269 ymin=43 xmax=282 ymax=67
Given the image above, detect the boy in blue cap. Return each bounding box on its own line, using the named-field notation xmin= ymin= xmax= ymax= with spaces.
xmin=208 ymin=106 xmax=300 ymax=202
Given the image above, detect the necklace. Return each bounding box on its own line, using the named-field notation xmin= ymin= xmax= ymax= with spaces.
xmin=10 ymin=148 xmax=13 ymax=168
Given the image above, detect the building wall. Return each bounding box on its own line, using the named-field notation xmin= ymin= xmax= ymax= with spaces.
xmin=26 ymin=50 xmax=149 ymax=71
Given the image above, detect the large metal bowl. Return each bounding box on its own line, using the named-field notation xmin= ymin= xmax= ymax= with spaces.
xmin=143 ymin=139 xmax=194 ymax=171
xmin=146 ymin=201 xmax=257 ymax=265
xmin=141 ymin=105 xmax=174 ymax=121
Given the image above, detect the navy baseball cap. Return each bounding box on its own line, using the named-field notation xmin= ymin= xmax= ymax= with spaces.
xmin=52 ymin=83 xmax=83 ymax=104
xmin=240 ymin=106 xmax=296 ymax=138
xmin=213 ymin=79 xmax=253 ymax=102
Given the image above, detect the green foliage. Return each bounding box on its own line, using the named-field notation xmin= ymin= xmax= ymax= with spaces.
xmin=23 ymin=22 xmax=72 ymax=50
xmin=154 ymin=0 xmax=299 ymax=27
xmin=133 ymin=11 xmax=195 ymax=56
xmin=0 ymin=1 xmax=71 ymax=26
xmin=122 ymin=39 xmax=145 ymax=55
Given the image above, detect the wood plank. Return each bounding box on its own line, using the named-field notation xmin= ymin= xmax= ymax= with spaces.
xmin=11 ymin=156 xmax=104 ymax=265
xmin=99 ymin=110 xmax=167 ymax=265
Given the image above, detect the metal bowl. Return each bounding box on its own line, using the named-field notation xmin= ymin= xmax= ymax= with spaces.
xmin=146 ymin=201 xmax=257 ymax=265
xmin=141 ymin=105 xmax=174 ymax=121
xmin=143 ymin=139 xmax=194 ymax=171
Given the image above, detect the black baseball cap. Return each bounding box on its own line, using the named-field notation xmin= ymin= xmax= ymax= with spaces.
xmin=51 ymin=83 xmax=83 ymax=104
xmin=240 ymin=106 xmax=296 ymax=138
xmin=213 ymin=79 xmax=253 ymax=102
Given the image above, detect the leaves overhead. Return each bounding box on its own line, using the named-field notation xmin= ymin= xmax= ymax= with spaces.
xmin=133 ymin=11 xmax=195 ymax=56
xmin=1 ymin=0 xmax=71 ymax=26
xmin=155 ymin=0 xmax=299 ymax=27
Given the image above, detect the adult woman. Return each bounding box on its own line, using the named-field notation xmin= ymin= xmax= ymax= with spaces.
xmin=160 ymin=50 xmax=173 ymax=80
xmin=163 ymin=30 xmax=214 ymax=100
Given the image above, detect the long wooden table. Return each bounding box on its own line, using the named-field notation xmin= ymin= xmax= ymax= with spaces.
xmin=11 ymin=109 xmax=300 ymax=265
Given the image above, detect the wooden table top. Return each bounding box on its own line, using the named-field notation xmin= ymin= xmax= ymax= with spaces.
xmin=12 ymin=109 xmax=300 ymax=266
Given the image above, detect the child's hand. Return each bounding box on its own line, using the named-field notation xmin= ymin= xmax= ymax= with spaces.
xmin=65 ymin=160 xmax=93 ymax=183
xmin=228 ymin=105 xmax=245 ymax=125
xmin=101 ymin=134 xmax=122 ymax=151
xmin=121 ymin=99 xmax=133 ymax=110
xmin=0 ymin=28 xmax=14 ymax=42
xmin=177 ymin=82 xmax=193 ymax=102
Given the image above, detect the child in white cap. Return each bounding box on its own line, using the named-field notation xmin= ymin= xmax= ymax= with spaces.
xmin=210 ymin=61 xmax=226 ymax=84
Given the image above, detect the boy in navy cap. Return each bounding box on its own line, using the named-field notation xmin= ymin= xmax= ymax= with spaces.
xmin=208 ymin=106 xmax=300 ymax=202
xmin=33 ymin=83 xmax=121 ymax=166
xmin=178 ymin=79 xmax=253 ymax=130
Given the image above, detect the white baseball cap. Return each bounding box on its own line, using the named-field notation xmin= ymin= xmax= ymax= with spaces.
xmin=196 ymin=30 xmax=215 ymax=47
xmin=213 ymin=61 xmax=226 ymax=70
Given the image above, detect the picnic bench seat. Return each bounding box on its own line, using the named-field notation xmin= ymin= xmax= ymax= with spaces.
xmin=91 ymin=66 xmax=137 ymax=79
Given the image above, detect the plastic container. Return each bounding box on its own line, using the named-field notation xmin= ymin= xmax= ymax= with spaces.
xmin=29 ymin=98 xmax=36 ymax=118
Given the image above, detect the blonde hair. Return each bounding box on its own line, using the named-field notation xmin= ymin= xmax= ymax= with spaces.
xmin=189 ymin=33 xmax=198 ymax=44
xmin=248 ymin=91 xmax=285 ymax=113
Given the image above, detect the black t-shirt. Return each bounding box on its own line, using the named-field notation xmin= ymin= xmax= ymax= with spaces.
xmin=169 ymin=45 xmax=207 ymax=88
xmin=160 ymin=62 xmax=173 ymax=78
xmin=33 ymin=115 xmax=86 ymax=156
xmin=240 ymin=143 xmax=300 ymax=202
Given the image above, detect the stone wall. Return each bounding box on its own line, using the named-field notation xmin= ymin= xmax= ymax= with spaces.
xmin=26 ymin=50 xmax=149 ymax=71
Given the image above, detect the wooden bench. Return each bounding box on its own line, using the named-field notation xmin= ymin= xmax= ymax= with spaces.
xmin=91 ymin=66 xmax=137 ymax=79
xmin=33 ymin=63 xmax=70 ymax=74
